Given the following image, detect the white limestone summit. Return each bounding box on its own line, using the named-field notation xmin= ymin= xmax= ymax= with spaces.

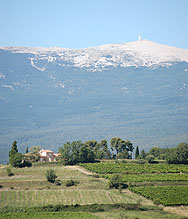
xmin=1 ymin=37 xmax=188 ymax=71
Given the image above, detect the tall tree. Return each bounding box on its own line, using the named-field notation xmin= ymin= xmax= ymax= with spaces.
xmin=9 ymin=141 xmax=31 ymax=167
xmin=9 ymin=153 xmax=23 ymax=167
xmin=135 ymin=146 xmax=139 ymax=159
xmin=79 ymin=144 xmax=95 ymax=163
xmin=30 ymin=146 xmax=40 ymax=154
xmin=125 ymin=140 xmax=134 ymax=159
xmin=140 ymin=149 xmax=147 ymax=159
xmin=71 ymin=141 xmax=83 ymax=164
xmin=60 ymin=142 xmax=72 ymax=165
xmin=60 ymin=141 xmax=95 ymax=165
xmin=84 ymin=140 xmax=97 ymax=148
xmin=100 ymin=139 xmax=111 ymax=159
xmin=176 ymin=142 xmax=188 ymax=164
xmin=93 ymin=142 xmax=103 ymax=159
xmin=27 ymin=146 xmax=40 ymax=162
xmin=110 ymin=137 xmax=126 ymax=157
xmin=117 ymin=150 xmax=129 ymax=159
xmin=9 ymin=141 xmax=18 ymax=158
xmin=166 ymin=148 xmax=177 ymax=164
xmin=148 ymin=147 xmax=161 ymax=158
xmin=166 ymin=142 xmax=188 ymax=164
xmin=110 ymin=137 xmax=134 ymax=159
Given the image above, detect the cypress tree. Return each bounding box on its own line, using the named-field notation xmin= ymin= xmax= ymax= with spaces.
xmin=135 ymin=146 xmax=139 ymax=159
xmin=9 ymin=141 xmax=18 ymax=158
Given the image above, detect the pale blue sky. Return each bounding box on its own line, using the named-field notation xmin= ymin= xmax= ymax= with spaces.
xmin=0 ymin=0 xmax=188 ymax=49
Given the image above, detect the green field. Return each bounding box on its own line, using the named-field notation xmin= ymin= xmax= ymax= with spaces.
xmin=80 ymin=162 xmax=188 ymax=174
xmin=80 ymin=162 xmax=188 ymax=210
xmin=130 ymin=186 xmax=188 ymax=206
xmin=0 ymin=212 xmax=99 ymax=219
xmin=0 ymin=189 xmax=136 ymax=207
xmin=0 ymin=208 xmax=184 ymax=219
xmin=0 ymin=163 xmax=188 ymax=218
xmin=105 ymin=173 xmax=188 ymax=182
xmin=0 ymin=165 xmax=138 ymax=207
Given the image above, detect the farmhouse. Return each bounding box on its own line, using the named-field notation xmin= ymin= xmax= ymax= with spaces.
xmin=39 ymin=149 xmax=60 ymax=162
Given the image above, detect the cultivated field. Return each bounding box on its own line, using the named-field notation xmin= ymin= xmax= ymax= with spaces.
xmin=0 ymin=163 xmax=188 ymax=218
xmin=0 ymin=189 xmax=137 ymax=207
xmin=0 ymin=212 xmax=99 ymax=219
xmin=80 ymin=162 xmax=188 ymax=174
xmin=130 ymin=185 xmax=188 ymax=206
xmin=80 ymin=161 xmax=188 ymax=218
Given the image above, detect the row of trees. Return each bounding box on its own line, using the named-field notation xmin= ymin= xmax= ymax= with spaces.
xmin=9 ymin=139 xmax=188 ymax=167
xmin=8 ymin=137 xmax=134 ymax=167
xmin=135 ymin=143 xmax=188 ymax=164
xmin=59 ymin=137 xmax=134 ymax=165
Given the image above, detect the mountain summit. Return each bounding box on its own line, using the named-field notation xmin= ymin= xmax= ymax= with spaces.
xmin=1 ymin=40 xmax=188 ymax=71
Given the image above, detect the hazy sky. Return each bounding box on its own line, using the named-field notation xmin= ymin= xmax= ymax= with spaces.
xmin=1 ymin=0 xmax=188 ymax=49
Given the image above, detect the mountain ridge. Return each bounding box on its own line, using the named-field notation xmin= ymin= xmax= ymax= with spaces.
xmin=1 ymin=40 xmax=188 ymax=71
xmin=0 ymin=40 xmax=188 ymax=164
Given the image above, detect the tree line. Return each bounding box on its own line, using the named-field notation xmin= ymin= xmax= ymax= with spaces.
xmin=8 ymin=139 xmax=188 ymax=168
xmin=59 ymin=137 xmax=134 ymax=165
xmin=135 ymin=142 xmax=188 ymax=164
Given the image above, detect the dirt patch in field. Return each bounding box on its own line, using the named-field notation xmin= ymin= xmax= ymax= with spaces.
xmin=164 ymin=206 xmax=188 ymax=218
xmin=64 ymin=165 xmax=95 ymax=175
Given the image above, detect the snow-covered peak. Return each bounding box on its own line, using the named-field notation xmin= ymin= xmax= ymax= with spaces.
xmin=1 ymin=40 xmax=188 ymax=71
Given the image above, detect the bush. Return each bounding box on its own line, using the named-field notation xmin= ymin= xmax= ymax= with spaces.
xmin=92 ymin=175 xmax=100 ymax=178
xmin=146 ymin=155 xmax=155 ymax=163
xmin=55 ymin=179 xmax=61 ymax=186
xmin=6 ymin=167 xmax=14 ymax=176
xmin=65 ymin=179 xmax=75 ymax=187
xmin=109 ymin=174 xmax=128 ymax=189
xmin=137 ymin=159 xmax=146 ymax=164
xmin=22 ymin=159 xmax=32 ymax=167
xmin=45 ymin=169 xmax=57 ymax=183
xmin=65 ymin=179 xmax=79 ymax=187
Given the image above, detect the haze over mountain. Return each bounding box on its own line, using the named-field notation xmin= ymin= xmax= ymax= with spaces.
xmin=1 ymin=39 xmax=188 ymax=164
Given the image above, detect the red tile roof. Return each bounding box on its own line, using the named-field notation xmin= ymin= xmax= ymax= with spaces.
xmin=40 ymin=150 xmax=53 ymax=153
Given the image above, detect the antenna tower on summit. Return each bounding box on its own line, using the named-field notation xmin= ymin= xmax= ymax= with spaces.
xmin=139 ymin=33 xmax=142 ymax=41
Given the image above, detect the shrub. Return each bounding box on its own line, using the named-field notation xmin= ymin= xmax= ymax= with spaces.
xmin=55 ymin=179 xmax=62 ymax=186
xmin=146 ymin=155 xmax=155 ymax=163
xmin=109 ymin=174 xmax=128 ymax=189
xmin=22 ymin=159 xmax=32 ymax=167
xmin=6 ymin=167 xmax=14 ymax=176
xmin=137 ymin=159 xmax=146 ymax=164
xmin=45 ymin=169 xmax=57 ymax=183
xmin=65 ymin=179 xmax=79 ymax=187
xmin=121 ymin=159 xmax=127 ymax=163
xmin=92 ymin=175 xmax=100 ymax=178
xmin=109 ymin=174 xmax=122 ymax=188
xmin=65 ymin=179 xmax=75 ymax=187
